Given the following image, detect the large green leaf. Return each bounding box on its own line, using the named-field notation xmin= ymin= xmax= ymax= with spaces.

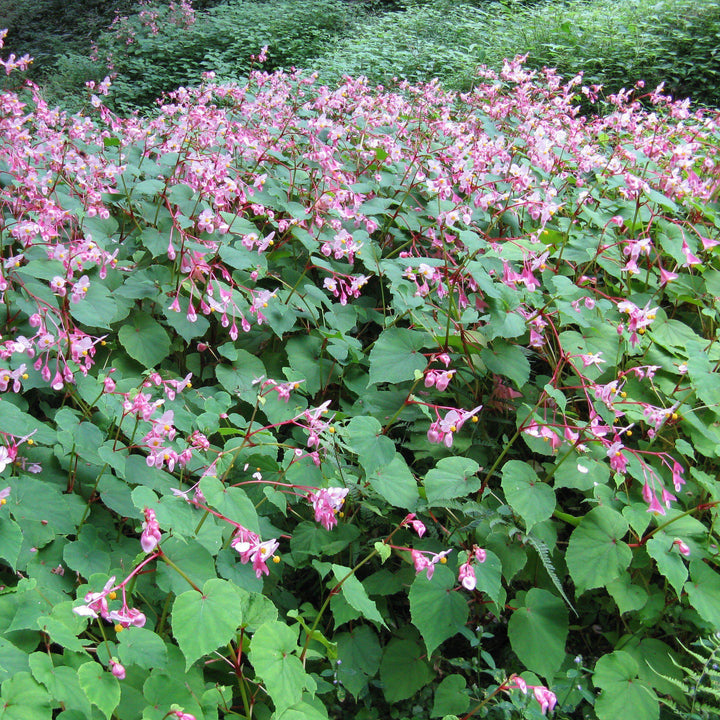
xmin=332 ymin=564 xmax=386 ymax=626
xmin=410 ymin=565 xmax=468 ymax=656
xmin=117 ymin=312 xmax=171 ymax=368
xmin=156 ymin=536 xmax=217 ymax=597
xmin=379 ymin=635 xmax=433 ymax=703
xmin=215 ymin=349 xmax=267 ymax=404
xmin=501 ymin=460 xmax=555 ymax=531
xmin=0 ymin=517 xmax=23 ymax=572
xmin=685 ymin=560 xmax=720 ymax=630
xmin=28 ymin=653 xmax=92 ymax=718
xmin=367 ymin=328 xmax=428 ymax=385
xmin=480 ymin=341 xmax=530 ymax=388
xmin=367 ymin=454 xmax=418 ymax=510
xmin=566 ymin=506 xmax=632 ymax=595
xmin=249 ymin=621 xmax=314 ymax=712
xmin=0 ymin=672 xmax=52 ymax=720
xmin=69 ymin=281 xmax=118 ymax=329
xmin=337 ymin=626 xmax=382 ymax=698
xmin=508 ymin=588 xmax=568 ymax=681
xmin=593 ymin=651 xmax=659 ymax=720
xmin=424 ymin=457 xmax=480 ymax=505
xmin=200 ymin=477 xmax=260 ymax=533
xmin=645 ymin=534 xmax=687 ymax=600
xmin=77 ymin=662 xmax=121 ymax=719
xmin=117 ymin=627 xmax=169 ymax=671
xmin=172 ymin=578 xmax=245 ymax=669
xmin=431 ymin=674 xmax=470 ymax=718
xmin=346 ymin=416 xmax=395 ymax=474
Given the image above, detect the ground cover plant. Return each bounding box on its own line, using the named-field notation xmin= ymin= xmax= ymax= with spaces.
xmin=1 ymin=30 xmax=720 ymax=720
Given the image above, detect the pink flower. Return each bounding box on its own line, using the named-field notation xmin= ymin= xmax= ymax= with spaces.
xmin=231 ymin=526 xmax=279 ymax=577
xmin=681 ymin=239 xmax=702 ymax=267
xmin=401 ymin=513 xmax=426 ymax=537
xmin=673 ymin=538 xmax=690 ymax=556
xmin=140 ymin=507 xmax=161 ymax=553
xmin=671 ymin=461 xmax=685 ymax=492
xmin=308 ymin=487 xmax=348 ymax=530
xmin=458 ymin=561 xmax=476 ymax=590
xmin=109 ymin=659 xmax=125 ymax=680
xmin=73 ymin=576 xmax=117 ymax=620
xmin=427 ymin=405 xmax=482 ymax=447
xmin=533 ymin=686 xmax=557 ymax=715
xmin=411 ymin=549 xmax=451 ymax=580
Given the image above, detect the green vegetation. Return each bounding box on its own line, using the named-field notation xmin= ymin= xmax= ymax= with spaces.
xmin=7 ymin=0 xmax=720 ymax=112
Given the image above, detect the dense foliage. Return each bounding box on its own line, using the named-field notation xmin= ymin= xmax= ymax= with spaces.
xmin=22 ymin=0 xmax=720 ymax=112
xmin=2 ymin=29 xmax=720 ymax=720
xmin=316 ymin=0 xmax=720 ymax=106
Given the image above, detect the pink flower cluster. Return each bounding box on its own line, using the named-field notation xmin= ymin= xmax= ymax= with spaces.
xmin=73 ymin=576 xmax=146 ymax=629
xmin=411 ymin=548 xmax=452 ymax=580
xmin=505 ymin=676 xmax=557 ymax=716
xmin=427 ymin=405 xmax=482 ymax=448
xmin=141 ymin=507 xmax=162 ymax=553
xmin=308 ymin=487 xmax=349 ymax=530
xmin=458 ymin=546 xmax=487 ymax=591
xmin=230 ymin=526 xmax=279 ymax=578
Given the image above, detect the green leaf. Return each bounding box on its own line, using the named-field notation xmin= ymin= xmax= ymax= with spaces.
xmin=337 ymin=626 xmax=382 ymax=698
xmin=215 ymin=350 xmax=267 ymax=404
xmin=474 ymin=550 xmax=503 ymax=604
xmin=274 ymin=697 xmax=329 ymax=720
xmin=375 ymin=541 xmax=391 ymax=563
xmin=606 ymin=572 xmax=648 ymax=614
xmin=238 ymin=592 xmax=277 ymax=633
xmin=171 ymin=579 xmax=245 ymax=669
xmin=508 ymin=588 xmax=568 ymax=681
xmin=28 ymin=653 xmax=92 ymax=718
xmin=156 ymin=536 xmax=217 ymax=597
xmin=0 ymin=638 xmax=30 ymax=683
xmin=379 ymin=635 xmax=433 ymax=703
xmin=0 ymin=672 xmax=52 ymax=720
xmin=593 ymin=651 xmax=659 ymax=720
xmin=36 ymin=601 xmax=86 ymax=653
xmin=249 ymin=621 xmax=313 ymax=712
xmin=566 ymin=506 xmax=631 ymax=596
xmin=685 ymin=560 xmax=720 ymax=630
xmin=200 ymin=477 xmax=259 ymax=533
xmin=367 ymin=454 xmax=418 ymax=510
xmin=62 ymin=524 xmax=111 ymax=578
xmin=424 ymin=457 xmax=480 ymax=505
xmin=69 ymin=282 xmax=118 ymax=329
xmin=117 ymin=627 xmax=168 ymax=671
xmin=285 ymin=335 xmax=336 ymax=395
xmin=346 ymin=416 xmax=395 ymax=474
xmin=368 ymin=328 xmax=428 ymax=386
xmin=332 ymin=564 xmax=386 ymax=626
xmin=0 ymin=517 xmax=23 ymax=571
xmin=410 ymin=565 xmax=468 ymax=656
xmin=646 ymin=534 xmax=688 ymax=600
xmin=501 ymin=460 xmax=555 ymax=531
xmin=117 ymin=312 xmax=171 ymax=368
xmin=480 ymin=341 xmax=530 ymax=388
xmin=77 ymin=662 xmax=121 ymax=719
xmin=431 ymin=675 xmax=470 ymax=718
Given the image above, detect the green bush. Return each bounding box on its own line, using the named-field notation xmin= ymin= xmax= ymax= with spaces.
xmin=315 ymin=0 xmax=720 ymax=106
xmin=45 ymin=0 xmax=361 ymax=112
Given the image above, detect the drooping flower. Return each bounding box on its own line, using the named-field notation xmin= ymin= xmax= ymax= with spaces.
xmin=308 ymin=487 xmax=348 ymax=530
xmin=140 ymin=507 xmax=161 ymax=553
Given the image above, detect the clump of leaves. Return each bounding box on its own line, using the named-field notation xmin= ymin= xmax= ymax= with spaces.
xmin=0 ymin=31 xmax=719 ymax=720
